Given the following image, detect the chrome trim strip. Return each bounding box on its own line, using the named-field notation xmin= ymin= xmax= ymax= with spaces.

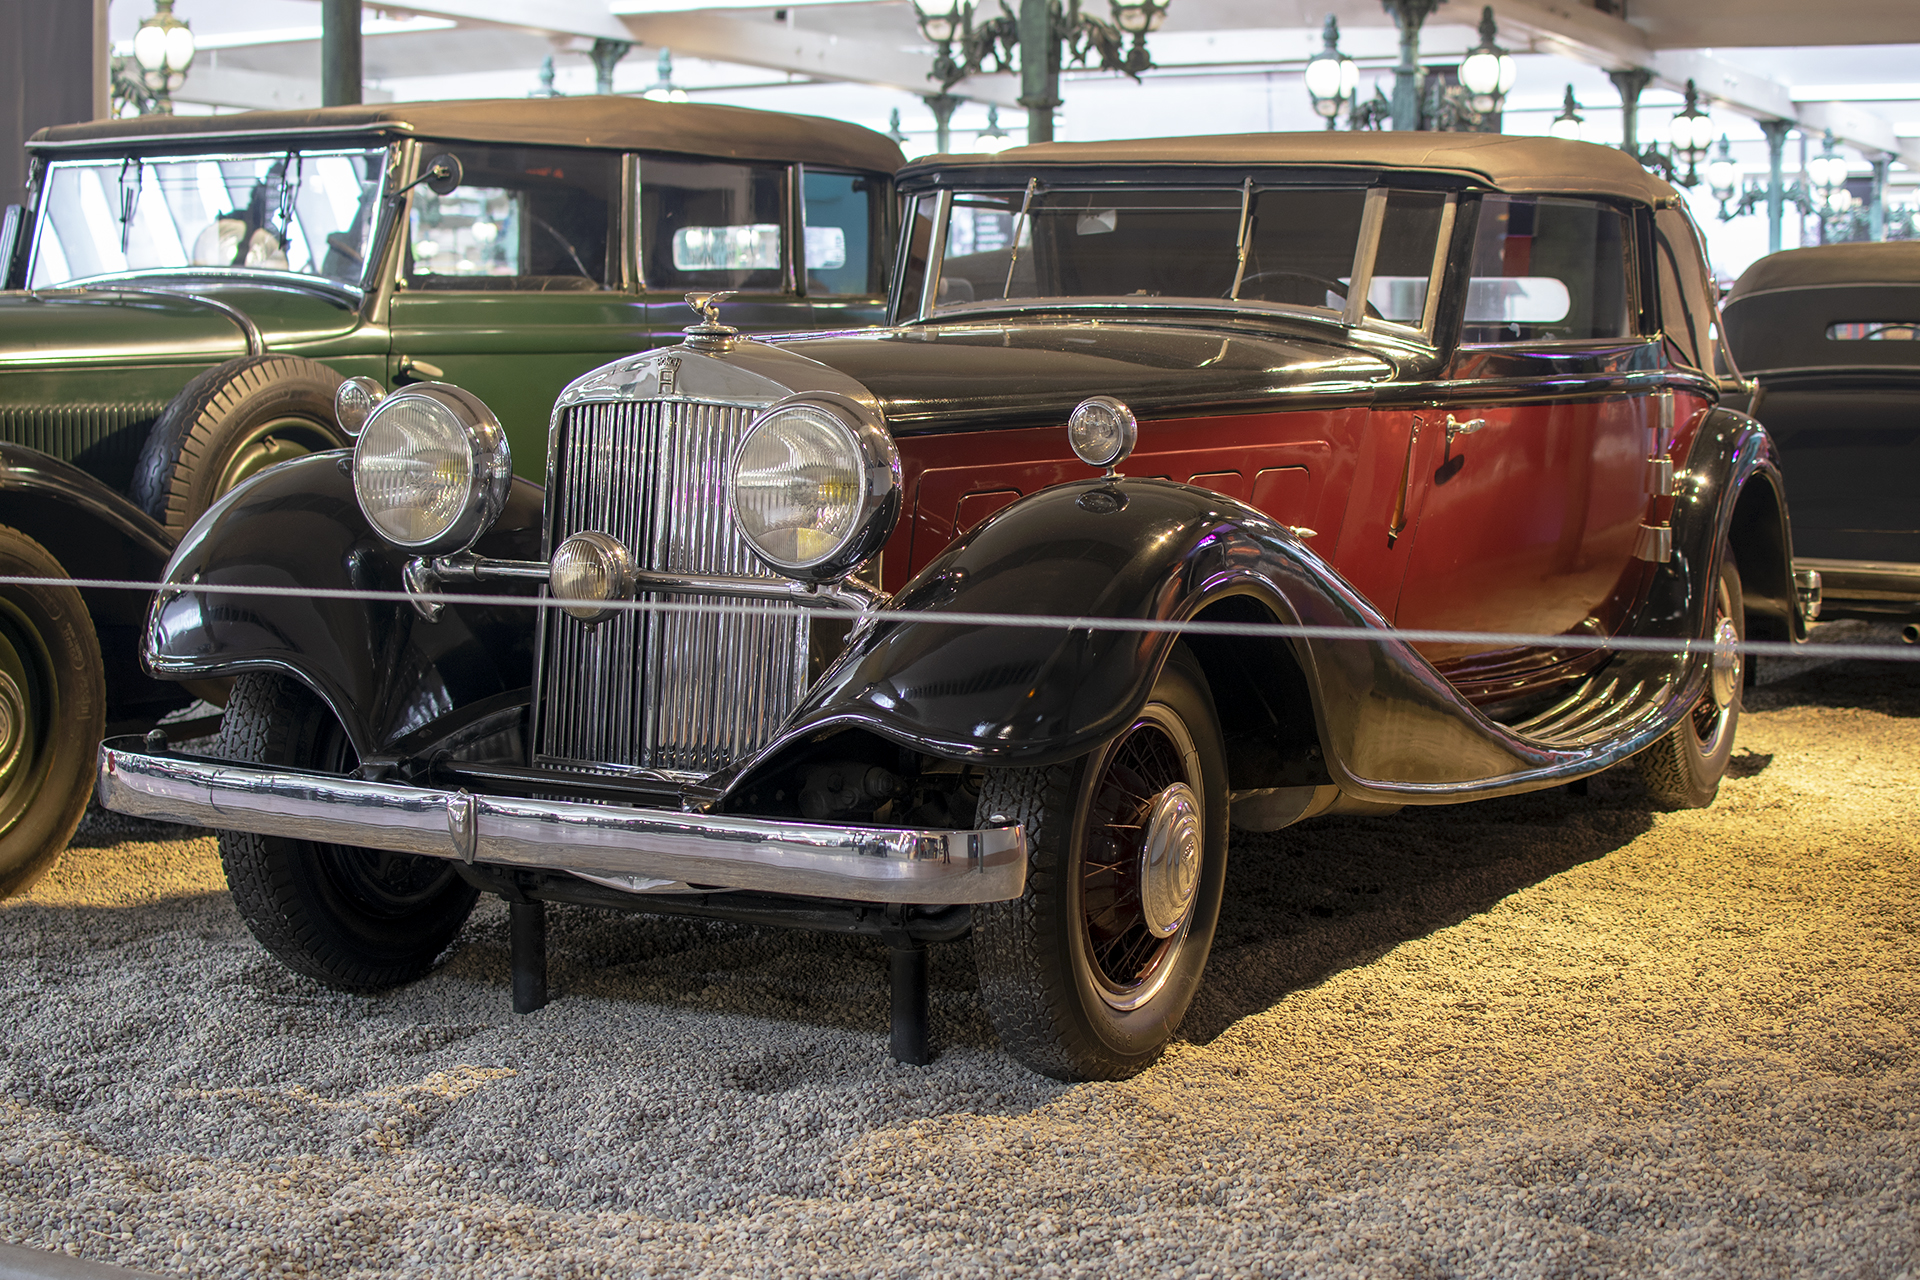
xmin=29 ymin=123 xmax=411 ymax=151
xmin=75 ymin=284 xmax=266 ymax=355
xmin=97 ymin=740 xmax=1027 ymax=905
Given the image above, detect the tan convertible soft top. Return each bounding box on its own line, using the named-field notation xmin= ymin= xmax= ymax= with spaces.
xmin=902 ymin=131 xmax=1677 ymax=203
xmin=30 ymin=96 xmax=903 ymax=175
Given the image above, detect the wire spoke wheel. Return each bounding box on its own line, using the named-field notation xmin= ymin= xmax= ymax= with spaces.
xmin=973 ymin=643 xmax=1227 ymax=1081
xmin=1079 ymin=705 xmax=1203 ymax=1011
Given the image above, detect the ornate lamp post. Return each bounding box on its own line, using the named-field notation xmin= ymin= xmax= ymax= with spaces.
xmin=1547 ymin=85 xmax=1583 ymax=141
xmin=1665 ymin=80 xmax=1715 ymax=187
xmin=976 ymin=106 xmax=1014 ymax=152
xmin=120 ymin=0 xmax=196 ymax=116
xmin=1457 ymin=6 xmax=1515 ymax=118
xmin=641 ymin=50 xmax=689 ymax=103
xmin=1348 ymin=4 xmax=1515 ymax=134
xmin=912 ymin=0 xmax=1167 ymax=144
xmin=1303 ymin=16 xmax=1360 ymax=130
xmin=1707 ymin=127 xmax=1818 ymax=254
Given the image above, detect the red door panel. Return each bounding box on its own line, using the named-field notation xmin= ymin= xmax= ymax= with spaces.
xmin=1393 ymin=395 xmax=1652 ymax=681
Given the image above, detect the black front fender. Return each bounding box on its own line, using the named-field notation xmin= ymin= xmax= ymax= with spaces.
xmin=746 ymin=478 xmax=1580 ymax=800
xmin=145 ymin=452 xmax=543 ymax=759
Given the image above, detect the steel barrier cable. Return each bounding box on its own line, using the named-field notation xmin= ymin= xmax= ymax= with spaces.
xmin=5 ymin=573 xmax=1916 ymax=663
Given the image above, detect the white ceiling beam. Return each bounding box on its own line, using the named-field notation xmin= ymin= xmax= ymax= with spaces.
xmin=1490 ymin=0 xmax=1920 ymax=169
xmin=617 ymin=11 xmax=1023 ymax=107
xmin=175 ymin=64 xmax=395 ymax=111
xmin=384 ymin=0 xmax=633 ymax=43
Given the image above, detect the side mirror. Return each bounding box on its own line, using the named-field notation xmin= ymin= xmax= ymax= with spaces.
xmin=391 ymin=153 xmax=464 ymax=200
xmin=421 ymin=153 xmax=463 ymax=196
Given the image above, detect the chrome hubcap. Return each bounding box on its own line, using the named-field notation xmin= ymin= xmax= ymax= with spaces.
xmin=0 ymin=669 xmax=23 ymax=779
xmin=1138 ymin=782 xmax=1202 ymax=939
xmin=1709 ymin=616 xmax=1741 ymax=710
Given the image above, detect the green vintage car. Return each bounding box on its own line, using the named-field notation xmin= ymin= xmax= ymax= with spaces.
xmin=0 ymin=97 xmax=901 ymax=893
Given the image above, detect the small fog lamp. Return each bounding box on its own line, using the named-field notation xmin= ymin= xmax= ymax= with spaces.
xmin=335 ymin=376 xmax=385 ymax=438
xmin=550 ymin=531 xmax=636 ymax=625
xmin=1068 ymin=396 xmax=1138 ymax=473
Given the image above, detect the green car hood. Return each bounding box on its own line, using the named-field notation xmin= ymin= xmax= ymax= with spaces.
xmin=0 ymin=280 xmax=360 ymax=370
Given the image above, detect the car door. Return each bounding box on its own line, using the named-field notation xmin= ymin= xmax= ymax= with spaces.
xmin=385 ymin=143 xmax=646 ymax=471
xmin=1391 ymin=194 xmax=1654 ymax=701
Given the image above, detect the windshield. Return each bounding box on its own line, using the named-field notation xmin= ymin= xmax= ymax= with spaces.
xmin=914 ymin=182 xmax=1451 ymax=330
xmin=28 ymin=147 xmax=388 ymax=290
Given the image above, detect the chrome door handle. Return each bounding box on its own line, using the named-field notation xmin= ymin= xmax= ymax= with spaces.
xmin=1445 ymin=414 xmax=1486 ymax=444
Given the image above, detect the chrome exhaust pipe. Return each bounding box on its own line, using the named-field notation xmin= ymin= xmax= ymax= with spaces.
xmin=1903 ymin=623 xmax=1919 ymax=645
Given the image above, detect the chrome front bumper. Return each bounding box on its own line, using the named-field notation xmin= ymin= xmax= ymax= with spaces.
xmin=96 ymin=738 xmax=1027 ymax=905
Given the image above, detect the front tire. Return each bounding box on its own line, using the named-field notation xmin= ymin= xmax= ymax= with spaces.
xmin=133 ymin=354 xmax=349 ymax=537
xmin=0 ymin=528 xmax=104 ymax=898
xmin=972 ymin=644 xmax=1228 ymax=1080
xmin=1638 ymin=554 xmax=1744 ymax=809
xmin=217 ymin=672 xmax=478 ymax=990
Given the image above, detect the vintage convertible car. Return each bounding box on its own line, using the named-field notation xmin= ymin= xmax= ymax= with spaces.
xmin=0 ymin=97 xmax=898 ymax=893
xmin=99 ymin=133 xmax=1816 ymax=1081
xmin=1722 ymin=240 xmax=1920 ymax=631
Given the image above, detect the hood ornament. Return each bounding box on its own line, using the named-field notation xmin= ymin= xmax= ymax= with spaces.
xmin=683 ymin=291 xmax=740 ymax=352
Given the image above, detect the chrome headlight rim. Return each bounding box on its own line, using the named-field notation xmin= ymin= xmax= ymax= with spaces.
xmin=729 ymin=392 xmax=901 ymax=584
xmin=351 ymin=382 xmax=512 ymax=556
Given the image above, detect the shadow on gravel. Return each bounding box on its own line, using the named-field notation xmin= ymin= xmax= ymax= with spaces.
xmin=1746 ymin=656 xmax=1920 ymax=718
xmin=1181 ymin=766 xmax=1660 ymax=1044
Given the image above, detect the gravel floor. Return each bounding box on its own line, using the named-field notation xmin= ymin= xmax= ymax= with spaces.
xmin=3 ymin=634 xmax=1917 ymax=1278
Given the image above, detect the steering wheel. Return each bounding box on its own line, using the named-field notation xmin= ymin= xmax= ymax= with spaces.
xmin=1235 ymin=270 xmax=1381 ymax=319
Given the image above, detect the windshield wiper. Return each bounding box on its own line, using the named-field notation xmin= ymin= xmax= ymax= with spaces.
xmin=1229 ymin=177 xmax=1253 ymax=300
xmin=1001 ymin=177 xmax=1040 ymax=300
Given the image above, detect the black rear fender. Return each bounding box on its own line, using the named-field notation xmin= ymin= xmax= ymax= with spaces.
xmin=145 ymin=451 xmax=543 ymax=759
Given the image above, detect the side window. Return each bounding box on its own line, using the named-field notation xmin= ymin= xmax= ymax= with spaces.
xmin=1653 ymin=205 xmax=1726 ymax=376
xmin=802 ymin=169 xmax=883 ymax=296
xmin=405 ymin=145 xmax=617 ymax=290
xmin=639 ymin=157 xmax=787 ymax=293
xmin=1366 ymin=189 xmax=1450 ymax=327
xmin=1464 ymin=195 xmax=1631 ymax=343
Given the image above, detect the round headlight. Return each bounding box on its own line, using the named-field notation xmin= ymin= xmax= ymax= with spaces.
xmin=1068 ymin=396 xmax=1137 ymax=472
xmin=352 ymin=384 xmax=511 ymax=554
xmin=730 ymin=396 xmax=899 ymax=581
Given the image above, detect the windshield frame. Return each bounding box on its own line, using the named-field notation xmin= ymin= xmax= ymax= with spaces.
xmin=900 ymin=174 xmax=1457 ymax=346
xmin=25 ymin=142 xmax=395 ymax=298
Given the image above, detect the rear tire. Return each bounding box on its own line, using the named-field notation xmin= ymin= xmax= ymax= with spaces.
xmin=216 ymin=672 xmax=478 ymax=990
xmin=972 ymin=644 xmax=1228 ymax=1080
xmin=0 ymin=528 xmax=103 ymax=898
xmin=1638 ymin=555 xmax=1743 ymax=809
xmin=133 ymin=354 xmax=349 ymax=537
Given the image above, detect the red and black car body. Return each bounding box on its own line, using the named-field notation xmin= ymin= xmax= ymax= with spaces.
xmin=99 ymin=133 xmax=1812 ymax=1080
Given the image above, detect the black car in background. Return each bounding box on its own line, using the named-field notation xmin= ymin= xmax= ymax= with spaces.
xmin=1723 ymin=241 xmax=1920 ymax=630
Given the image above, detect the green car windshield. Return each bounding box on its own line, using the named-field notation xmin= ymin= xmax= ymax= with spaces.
xmin=915 ymin=183 xmax=1451 ymax=332
xmin=28 ymin=147 xmax=388 ymax=291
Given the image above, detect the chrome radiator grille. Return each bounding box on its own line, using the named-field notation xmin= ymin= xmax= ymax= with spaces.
xmin=534 ymin=399 xmax=810 ymax=776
